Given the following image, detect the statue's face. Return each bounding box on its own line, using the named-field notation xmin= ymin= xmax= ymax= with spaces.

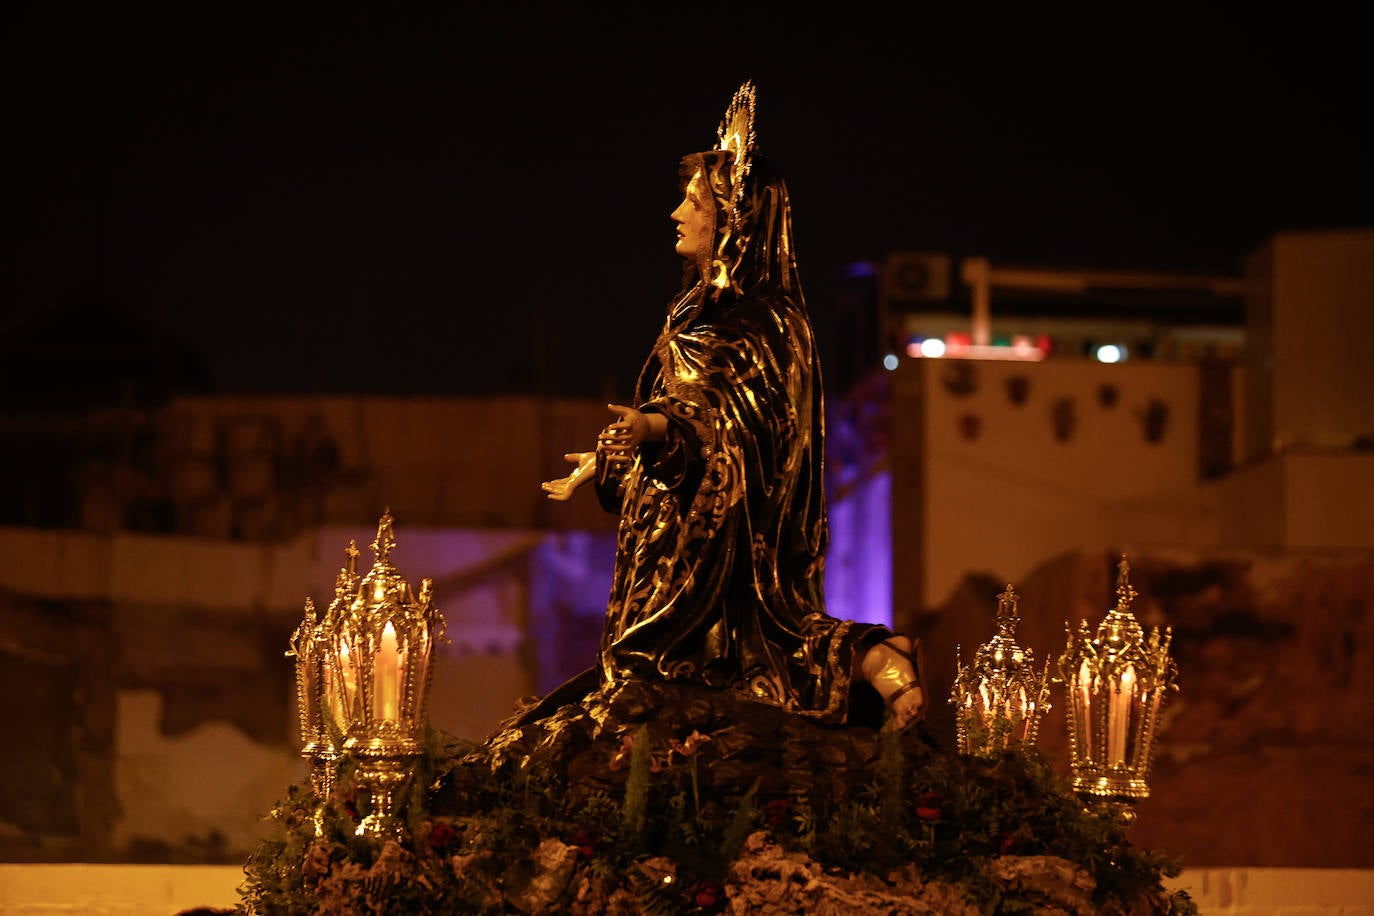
xmin=671 ymin=169 xmax=713 ymax=262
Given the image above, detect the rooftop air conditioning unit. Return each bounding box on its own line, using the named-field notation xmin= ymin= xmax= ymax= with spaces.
xmin=881 ymin=251 xmax=952 ymax=306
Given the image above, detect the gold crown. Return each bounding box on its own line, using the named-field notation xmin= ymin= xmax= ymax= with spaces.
xmin=715 ymin=79 xmax=757 ymax=232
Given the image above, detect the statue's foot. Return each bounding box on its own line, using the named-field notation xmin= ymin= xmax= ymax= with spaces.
xmin=862 ymin=635 xmax=925 ymax=731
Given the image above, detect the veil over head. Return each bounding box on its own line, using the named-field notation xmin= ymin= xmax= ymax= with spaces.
xmin=678 ymin=149 xmax=803 ymax=304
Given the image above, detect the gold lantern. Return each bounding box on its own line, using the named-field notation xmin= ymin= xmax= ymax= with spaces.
xmin=1057 ymin=556 xmax=1177 ymax=821
xmin=286 ymin=596 xmax=339 ymax=831
xmin=321 ymin=509 xmax=447 ymax=838
xmin=949 ymin=584 xmax=1052 ymax=757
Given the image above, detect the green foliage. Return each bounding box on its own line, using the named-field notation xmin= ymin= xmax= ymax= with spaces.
xmin=238 ymin=727 xmax=1196 ymax=915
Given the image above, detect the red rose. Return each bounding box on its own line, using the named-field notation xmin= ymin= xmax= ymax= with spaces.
xmin=915 ymin=791 xmax=945 ymax=821
xmin=332 ymin=787 xmax=359 ymax=821
xmin=763 ymin=797 xmax=793 ymax=829
xmin=692 ymin=880 xmax=724 ymax=910
xmin=570 ymin=828 xmax=598 ymax=859
xmin=426 ymin=821 xmax=457 ymax=853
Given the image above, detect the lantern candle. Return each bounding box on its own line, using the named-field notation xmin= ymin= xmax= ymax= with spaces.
xmin=375 ymin=621 xmax=400 ymax=723
xmin=323 ymin=660 xmax=341 ymax=727
xmin=1109 ymin=664 xmax=1136 ymax=765
xmin=340 ymin=642 xmax=354 ymax=702
xmin=1077 ymin=658 xmax=1094 ymax=759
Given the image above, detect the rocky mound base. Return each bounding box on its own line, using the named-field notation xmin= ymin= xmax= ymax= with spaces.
xmin=240 ymin=678 xmax=1195 ymax=914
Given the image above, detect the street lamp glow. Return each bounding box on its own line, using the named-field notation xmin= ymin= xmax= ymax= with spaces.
xmin=1096 ymin=344 xmax=1124 ymax=363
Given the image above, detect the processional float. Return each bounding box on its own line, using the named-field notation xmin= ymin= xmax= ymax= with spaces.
xmin=292 ymin=513 xmax=1176 ymax=840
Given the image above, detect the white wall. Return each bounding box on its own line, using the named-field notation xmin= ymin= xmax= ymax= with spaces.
xmin=916 ymin=356 xmax=1210 ymax=605
xmin=1285 ymin=452 xmax=1374 ymax=550
xmin=112 ymin=690 xmax=302 ymax=854
xmin=1267 ymin=230 xmax=1374 ymax=451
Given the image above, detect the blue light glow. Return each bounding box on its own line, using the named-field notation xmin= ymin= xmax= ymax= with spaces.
xmin=844 ymin=260 xmax=879 ymax=278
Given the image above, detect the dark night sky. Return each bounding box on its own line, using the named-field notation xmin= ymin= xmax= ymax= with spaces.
xmin=6 ymin=3 xmax=1370 ymax=402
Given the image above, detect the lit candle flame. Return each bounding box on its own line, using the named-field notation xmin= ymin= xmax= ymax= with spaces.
xmin=375 ymin=621 xmax=400 ymax=724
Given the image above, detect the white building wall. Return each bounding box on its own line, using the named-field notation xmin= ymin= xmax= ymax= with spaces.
xmin=916 ymin=356 xmax=1209 ymax=606
xmin=1266 ymin=230 xmax=1374 ymax=451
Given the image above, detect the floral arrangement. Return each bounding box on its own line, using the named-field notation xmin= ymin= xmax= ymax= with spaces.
xmin=239 ymin=714 xmax=1197 ymax=915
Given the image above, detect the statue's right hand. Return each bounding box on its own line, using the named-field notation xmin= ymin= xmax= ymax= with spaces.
xmin=540 ymin=452 xmax=596 ymax=501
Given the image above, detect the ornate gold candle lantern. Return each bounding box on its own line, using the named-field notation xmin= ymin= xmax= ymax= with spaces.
xmin=322 ymin=510 xmax=447 ymax=838
xmin=949 ymin=585 xmax=1052 ymax=757
xmin=287 ymin=596 xmax=339 ymax=828
xmin=1057 ymin=556 xmax=1177 ymax=821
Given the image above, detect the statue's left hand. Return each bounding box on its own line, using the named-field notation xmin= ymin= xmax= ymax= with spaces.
xmin=541 ymin=452 xmax=596 ymax=501
xmin=597 ymin=404 xmax=643 ymax=470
